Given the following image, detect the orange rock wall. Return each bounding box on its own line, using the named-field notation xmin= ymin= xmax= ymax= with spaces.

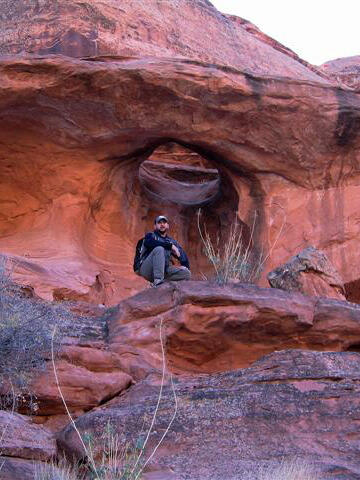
xmin=0 ymin=1 xmax=360 ymax=304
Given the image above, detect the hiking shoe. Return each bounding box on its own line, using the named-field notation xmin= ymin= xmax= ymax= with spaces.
xmin=151 ymin=279 xmax=164 ymax=287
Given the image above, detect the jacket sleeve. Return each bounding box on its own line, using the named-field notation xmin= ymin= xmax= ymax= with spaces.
xmin=143 ymin=232 xmax=173 ymax=251
xmin=172 ymin=240 xmax=190 ymax=269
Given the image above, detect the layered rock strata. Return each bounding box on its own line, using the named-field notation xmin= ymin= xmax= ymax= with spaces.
xmin=108 ymin=281 xmax=360 ymax=374
xmin=58 ymin=349 xmax=360 ymax=480
xmin=0 ymin=0 xmax=329 ymax=80
xmin=322 ymin=56 xmax=360 ymax=91
xmin=2 ymin=281 xmax=360 ymax=478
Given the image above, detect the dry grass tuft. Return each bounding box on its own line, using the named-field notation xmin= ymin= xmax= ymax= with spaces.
xmin=39 ymin=318 xmax=177 ymax=480
xmin=197 ymin=209 xmax=262 ymax=285
xmin=258 ymin=457 xmax=319 ymax=480
xmin=34 ymin=458 xmax=80 ymax=480
xmin=197 ymin=208 xmax=285 ymax=286
xmin=0 ymin=255 xmax=61 ymax=406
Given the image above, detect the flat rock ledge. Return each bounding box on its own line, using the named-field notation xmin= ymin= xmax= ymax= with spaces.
xmin=108 ymin=281 xmax=360 ymax=374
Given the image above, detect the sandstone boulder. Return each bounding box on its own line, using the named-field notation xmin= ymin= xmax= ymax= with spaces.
xmin=0 ymin=281 xmax=133 ymax=419
xmin=267 ymin=246 xmax=346 ymax=300
xmin=8 ymin=279 xmax=360 ymax=421
xmin=29 ymin=303 xmax=134 ymax=416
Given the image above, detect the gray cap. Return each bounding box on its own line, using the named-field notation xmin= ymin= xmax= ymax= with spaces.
xmin=154 ymin=215 xmax=169 ymax=223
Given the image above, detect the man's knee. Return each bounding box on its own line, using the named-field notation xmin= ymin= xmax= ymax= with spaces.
xmin=152 ymin=246 xmax=166 ymax=255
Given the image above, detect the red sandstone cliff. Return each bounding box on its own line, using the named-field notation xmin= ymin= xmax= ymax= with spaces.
xmin=1 ymin=4 xmax=360 ymax=477
xmin=2 ymin=0 xmax=359 ymax=304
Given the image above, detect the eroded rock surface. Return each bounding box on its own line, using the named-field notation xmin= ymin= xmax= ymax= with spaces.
xmin=58 ymin=350 xmax=360 ymax=480
xmin=0 ymin=0 xmax=328 ymax=81
xmin=7 ymin=279 xmax=360 ymax=416
xmin=0 ymin=411 xmax=57 ymax=480
xmin=0 ymin=52 xmax=359 ymax=303
xmin=108 ymin=281 xmax=360 ymax=374
xmin=322 ymin=56 xmax=360 ymax=91
xmin=0 ymin=281 xmax=133 ymax=420
xmin=267 ymin=246 xmax=346 ymax=300
xmin=1 ymin=2 xmax=360 ymax=479
xmin=0 ymin=411 xmax=56 ymax=460
xmin=2 ymin=280 xmax=360 ymax=478
xmin=139 ymin=143 xmax=220 ymax=207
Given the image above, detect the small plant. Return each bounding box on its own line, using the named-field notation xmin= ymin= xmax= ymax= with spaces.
xmin=34 ymin=458 xmax=80 ymax=480
xmin=0 ymin=256 xmax=54 ymax=389
xmin=0 ymin=254 xmax=61 ymax=410
xmin=197 ymin=209 xmax=285 ymax=285
xmin=258 ymin=457 xmax=318 ymax=480
xmin=197 ymin=209 xmax=262 ymax=285
xmin=44 ymin=317 xmax=178 ymax=480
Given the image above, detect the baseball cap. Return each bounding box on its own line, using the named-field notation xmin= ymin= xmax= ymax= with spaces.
xmin=154 ymin=215 xmax=169 ymax=223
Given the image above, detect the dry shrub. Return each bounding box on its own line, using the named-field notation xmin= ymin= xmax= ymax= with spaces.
xmin=258 ymin=457 xmax=319 ymax=480
xmin=35 ymin=458 xmax=80 ymax=480
xmin=197 ymin=210 xmax=262 ymax=285
xmin=0 ymin=256 xmax=59 ymax=392
xmin=197 ymin=209 xmax=285 ymax=285
xmin=39 ymin=319 xmax=177 ymax=480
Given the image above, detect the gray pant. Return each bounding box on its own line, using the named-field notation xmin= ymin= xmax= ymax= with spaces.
xmin=138 ymin=246 xmax=191 ymax=283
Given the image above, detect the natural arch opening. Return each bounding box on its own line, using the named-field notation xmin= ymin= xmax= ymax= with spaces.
xmin=135 ymin=141 xmax=253 ymax=282
xmin=139 ymin=142 xmax=220 ymax=206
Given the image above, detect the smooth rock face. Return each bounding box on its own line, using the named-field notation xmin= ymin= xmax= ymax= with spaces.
xmin=58 ymin=350 xmax=360 ymax=480
xmin=267 ymin=246 xmax=346 ymax=300
xmin=139 ymin=144 xmax=220 ymax=206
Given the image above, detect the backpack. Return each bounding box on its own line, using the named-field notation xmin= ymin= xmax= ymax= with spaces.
xmin=133 ymin=237 xmax=145 ymax=272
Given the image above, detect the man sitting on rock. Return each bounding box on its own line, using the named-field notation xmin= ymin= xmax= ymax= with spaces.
xmin=137 ymin=215 xmax=191 ymax=287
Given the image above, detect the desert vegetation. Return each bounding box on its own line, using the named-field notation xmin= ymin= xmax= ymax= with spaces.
xmin=258 ymin=457 xmax=318 ymax=480
xmin=197 ymin=209 xmax=285 ymax=285
xmin=0 ymin=256 xmax=62 ymax=412
xmin=31 ymin=318 xmax=178 ymax=480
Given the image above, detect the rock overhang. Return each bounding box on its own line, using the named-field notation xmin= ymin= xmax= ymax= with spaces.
xmin=1 ymin=54 xmax=360 ymax=302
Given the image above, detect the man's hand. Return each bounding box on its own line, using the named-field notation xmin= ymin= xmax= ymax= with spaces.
xmin=171 ymin=244 xmax=180 ymax=258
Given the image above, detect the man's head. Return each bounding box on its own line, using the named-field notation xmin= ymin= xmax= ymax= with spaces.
xmin=154 ymin=215 xmax=169 ymax=235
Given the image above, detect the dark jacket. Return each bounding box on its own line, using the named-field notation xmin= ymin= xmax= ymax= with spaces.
xmin=140 ymin=231 xmax=190 ymax=270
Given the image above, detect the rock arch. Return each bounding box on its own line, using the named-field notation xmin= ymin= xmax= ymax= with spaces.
xmin=1 ymin=56 xmax=360 ymax=302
